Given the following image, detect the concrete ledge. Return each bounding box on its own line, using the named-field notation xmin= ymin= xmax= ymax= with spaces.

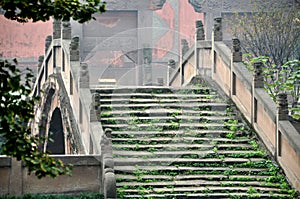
xmin=197 ymin=40 xmax=212 ymax=49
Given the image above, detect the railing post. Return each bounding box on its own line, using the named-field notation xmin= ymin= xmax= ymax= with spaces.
xmin=61 ymin=21 xmax=72 ymax=40
xmin=45 ymin=35 xmax=52 ymax=54
xmin=100 ymin=128 xmax=117 ymax=199
xmin=276 ymin=93 xmax=289 ymax=159
xmin=230 ymin=37 xmax=242 ymax=97
xmin=251 ymin=61 xmax=264 ymax=125
xmin=213 ymin=17 xmax=222 ymax=42
xmin=167 ymin=59 xmax=176 ymax=85
xmin=70 ymin=36 xmax=80 ymax=62
xmin=52 ymin=20 xmax=61 ymax=39
xmin=195 ymin=20 xmax=205 ymax=77
xmin=79 ymin=63 xmax=90 ymax=88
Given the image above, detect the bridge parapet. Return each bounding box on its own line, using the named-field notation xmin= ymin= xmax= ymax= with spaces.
xmin=169 ymin=17 xmax=300 ymax=192
xmin=32 ymin=19 xmax=102 ymax=155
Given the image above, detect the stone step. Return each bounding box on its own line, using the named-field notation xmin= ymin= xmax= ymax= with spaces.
xmin=114 ymin=166 xmax=268 ymax=173
xmin=100 ymin=115 xmax=232 ymax=121
xmin=103 ymin=122 xmax=243 ymax=129
xmin=111 ymin=130 xmax=233 ymax=136
xmin=113 ymin=157 xmax=264 ymax=166
xmin=100 ymin=109 xmax=229 ymax=117
xmin=113 ymin=149 xmax=259 ymax=157
xmin=92 ymin=86 xmax=214 ymax=94
xmin=99 ymin=98 xmax=221 ymax=104
xmin=120 ymin=193 xmax=290 ymax=199
xmin=117 ymin=179 xmax=281 ymax=188
xmin=112 ymin=137 xmax=252 ymax=144
xmin=112 ymin=143 xmax=252 ymax=150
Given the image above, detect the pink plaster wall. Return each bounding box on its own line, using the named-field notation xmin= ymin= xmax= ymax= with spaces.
xmin=0 ymin=15 xmax=52 ymax=59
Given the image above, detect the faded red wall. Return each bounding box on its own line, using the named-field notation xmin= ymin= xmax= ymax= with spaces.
xmin=0 ymin=15 xmax=52 ymax=59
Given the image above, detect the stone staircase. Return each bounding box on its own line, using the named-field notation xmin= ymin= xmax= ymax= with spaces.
xmin=97 ymin=86 xmax=297 ymax=198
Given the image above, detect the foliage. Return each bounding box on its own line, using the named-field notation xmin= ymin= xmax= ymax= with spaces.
xmin=243 ymin=55 xmax=300 ymax=120
xmin=0 ymin=0 xmax=106 ymax=23
xmin=229 ymin=2 xmax=300 ymax=67
xmin=0 ymin=59 xmax=72 ymax=178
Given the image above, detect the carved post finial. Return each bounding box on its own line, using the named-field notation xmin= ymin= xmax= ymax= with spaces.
xmin=168 ymin=59 xmax=176 ymax=69
xmin=277 ymin=93 xmax=289 ymax=120
xmin=232 ymin=37 xmax=242 ymax=62
xmin=62 ymin=21 xmax=71 ymax=40
xmin=38 ymin=55 xmax=44 ymax=72
xmin=253 ymin=61 xmax=264 ymax=88
xmin=196 ymin=20 xmax=205 ymax=41
xmin=213 ymin=17 xmax=222 ymax=41
xmin=53 ymin=20 xmax=61 ymax=39
xmin=70 ymin=36 xmax=80 ymax=61
xmin=45 ymin=35 xmax=52 ymax=54
xmin=79 ymin=63 xmax=89 ymax=88
xmin=181 ymin=39 xmax=189 ymax=56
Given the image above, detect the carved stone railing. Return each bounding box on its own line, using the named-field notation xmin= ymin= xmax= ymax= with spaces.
xmin=169 ymin=17 xmax=300 ymax=192
xmin=100 ymin=128 xmax=117 ymax=199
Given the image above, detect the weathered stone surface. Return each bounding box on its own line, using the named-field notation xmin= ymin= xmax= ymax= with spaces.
xmin=277 ymin=93 xmax=289 ymax=120
xmin=70 ymin=36 xmax=80 ymax=61
xmin=232 ymin=37 xmax=242 ymax=62
xmin=196 ymin=20 xmax=205 ymax=41
xmin=61 ymin=21 xmax=71 ymax=40
xmin=213 ymin=17 xmax=222 ymax=41
xmin=52 ymin=20 xmax=61 ymax=39
xmin=253 ymin=61 xmax=264 ymax=88
xmin=79 ymin=63 xmax=89 ymax=88
xmin=45 ymin=35 xmax=52 ymax=54
xmin=181 ymin=39 xmax=189 ymax=56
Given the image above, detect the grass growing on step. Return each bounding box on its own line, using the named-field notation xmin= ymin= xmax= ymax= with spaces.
xmin=101 ymin=88 xmax=298 ymax=199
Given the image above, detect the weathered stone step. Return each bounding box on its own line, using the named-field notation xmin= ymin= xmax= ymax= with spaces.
xmin=99 ymin=97 xmax=221 ymax=104
xmin=112 ymin=137 xmax=252 ymax=144
xmin=113 ymin=157 xmax=264 ymax=166
xmin=114 ymin=166 xmax=268 ymax=173
xmin=101 ymin=115 xmax=232 ymax=121
xmin=111 ymin=130 xmax=233 ymax=136
xmin=92 ymin=86 xmax=214 ymax=94
xmin=117 ymin=180 xmax=280 ymax=188
xmin=100 ymin=109 xmax=229 ymax=117
xmin=120 ymin=193 xmax=290 ymax=199
xmin=103 ymin=122 xmax=243 ymax=129
xmin=113 ymin=143 xmax=252 ymax=150
xmin=113 ymin=149 xmax=258 ymax=157
xmin=100 ymin=102 xmax=228 ymax=109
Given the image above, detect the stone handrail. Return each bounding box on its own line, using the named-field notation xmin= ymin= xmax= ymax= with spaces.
xmin=169 ymin=17 xmax=300 ymax=191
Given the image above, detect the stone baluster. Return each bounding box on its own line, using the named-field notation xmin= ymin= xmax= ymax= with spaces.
xmin=45 ymin=35 xmax=52 ymax=54
xmin=79 ymin=63 xmax=89 ymax=88
xmin=38 ymin=55 xmax=44 ymax=73
xmin=52 ymin=20 xmax=61 ymax=39
xmin=181 ymin=39 xmax=189 ymax=56
xmin=61 ymin=21 xmax=72 ymax=40
xmin=253 ymin=61 xmax=264 ymax=88
xmin=70 ymin=36 xmax=80 ymax=61
xmin=232 ymin=37 xmax=242 ymax=62
xmin=196 ymin=20 xmax=205 ymax=41
xmin=213 ymin=17 xmax=222 ymax=41
xmin=168 ymin=59 xmax=176 ymax=69
xmin=100 ymin=128 xmax=116 ymax=199
xmin=90 ymin=93 xmax=100 ymax=122
xmin=277 ymin=93 xmax=289 ymax=120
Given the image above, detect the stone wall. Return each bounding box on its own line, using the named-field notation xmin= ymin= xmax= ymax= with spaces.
xmin=0 ymin=156 xmax=102 ymax=195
